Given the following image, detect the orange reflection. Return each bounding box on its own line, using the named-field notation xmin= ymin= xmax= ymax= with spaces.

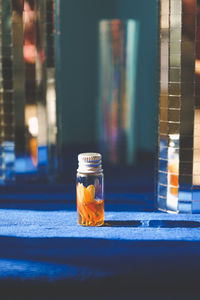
xmin=23 ymin=1 xmax=45 ymax=64
xmin=25 ymin=105 xmax=38 ymax=167
xmin=29 ymin=137 xmax=38 ymax=166
xmin=168 ymin=162 xmax=179 ymax=196
xmin=23 ymin=1 xmax=36 ymax=64
xmin=195 ymin=59 xmax=200 ymax=75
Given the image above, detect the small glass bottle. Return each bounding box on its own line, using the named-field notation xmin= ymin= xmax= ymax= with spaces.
xmin=76 ymin=153 xmax=104 ymax=226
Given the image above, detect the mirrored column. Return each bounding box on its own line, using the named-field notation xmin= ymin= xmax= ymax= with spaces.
xmin=0 ymin=0 xmax=59 ymax=183
xmin=157 ymin=0 xmax=200 ymax=213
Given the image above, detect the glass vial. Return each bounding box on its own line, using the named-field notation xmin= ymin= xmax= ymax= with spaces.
xmin=76 ymin=153 xmax=104 ymax=226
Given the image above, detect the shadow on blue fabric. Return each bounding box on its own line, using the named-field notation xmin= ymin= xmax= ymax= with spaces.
xmin=0 ymin=236 xmax=200 ymax=299
xmin=104 ymin=220 xmax=200 ymax=228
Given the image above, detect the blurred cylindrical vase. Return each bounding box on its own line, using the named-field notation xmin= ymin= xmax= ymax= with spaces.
xmin=98 ymin=19 xmax=139 ymax=165
xmin=0 ymin=0 xmax=60 ymax=183
xmin=157 ymin=0 xmax=200 ymax=213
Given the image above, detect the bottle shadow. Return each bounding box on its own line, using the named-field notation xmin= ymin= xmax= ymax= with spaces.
xmin=103 ymin=220 xmax=141 ymax=227
xmin=104 ymin=220 xmax=200 ymax=228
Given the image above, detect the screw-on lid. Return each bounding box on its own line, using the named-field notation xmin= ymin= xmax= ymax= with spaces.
xmin=77 ymin=152 xmax=103 ymax=174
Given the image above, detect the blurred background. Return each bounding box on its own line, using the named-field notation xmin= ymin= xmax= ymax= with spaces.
xmin=0 ymin=0 xmax=158 ymax=186
xmin=59 ymin=0 xmax=158 ymax=183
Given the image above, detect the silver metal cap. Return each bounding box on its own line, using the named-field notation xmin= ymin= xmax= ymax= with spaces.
xmin=77 ymin=152 xmax=103 ymax=174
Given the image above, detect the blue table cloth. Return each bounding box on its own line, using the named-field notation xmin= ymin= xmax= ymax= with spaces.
xmin=0 ymin=177 xmax=200 ymax=299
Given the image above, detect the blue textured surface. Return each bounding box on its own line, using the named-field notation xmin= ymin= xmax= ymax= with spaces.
xmin=0 ymin=181 xmax=200 ymax=299
xmin=1 ymin=210 xmax=200 ymax=241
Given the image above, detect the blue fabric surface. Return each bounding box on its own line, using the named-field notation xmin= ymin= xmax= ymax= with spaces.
xmin=0 ymin=173 xmax=200 ymax=299
xmin=1 ymin=208 xmax=200 ymax=299
xmin=1 ymin=209 xmax=200 ymax=241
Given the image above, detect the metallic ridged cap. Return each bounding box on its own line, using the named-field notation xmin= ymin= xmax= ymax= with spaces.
xmin=77 ymin=152 xmax=103 ymax=174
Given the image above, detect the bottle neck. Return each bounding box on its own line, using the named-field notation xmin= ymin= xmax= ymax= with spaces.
xmin=77 ymin=163 xmax=103 ymax=174
xmin=77 ymin=171 xmax=103 ymax=176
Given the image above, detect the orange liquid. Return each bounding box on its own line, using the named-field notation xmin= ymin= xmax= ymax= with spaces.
xmin=76 ymin=183 xmax=104 ymax=226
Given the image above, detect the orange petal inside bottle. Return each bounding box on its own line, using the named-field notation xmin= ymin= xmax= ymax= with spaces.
xmin=76 ymin=183 xmax=104 ymax=226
